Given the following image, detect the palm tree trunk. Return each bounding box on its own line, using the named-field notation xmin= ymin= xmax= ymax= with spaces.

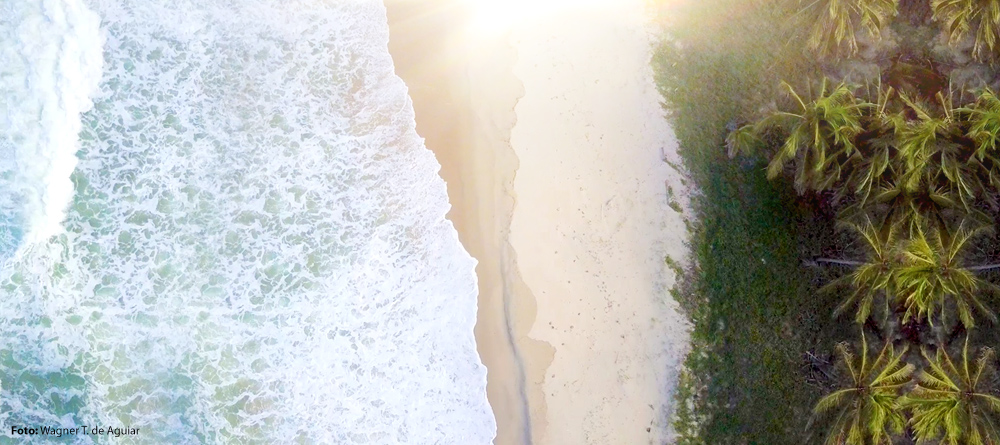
xmin=814 ymin=258 xmax=864 ymax=267
xmin=968 ymin=264 xmax=1000 ymax=272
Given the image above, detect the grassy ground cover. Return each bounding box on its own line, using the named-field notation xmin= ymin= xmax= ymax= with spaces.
xmin=653 ymin=1 xmax=849 ymax=442
xmin=671 ymin=158 xmax=839 ymax=444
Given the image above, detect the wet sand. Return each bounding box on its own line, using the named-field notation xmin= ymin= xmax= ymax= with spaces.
xmin=384 ymin=0 xmax=690 ymax=442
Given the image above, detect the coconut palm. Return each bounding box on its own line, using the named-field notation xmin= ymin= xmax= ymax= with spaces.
xmin=964 ymin=88 xmax=1000 ymax=156
xmin=895 ymin=219 xmax=996 ymax=328
xmin=885 ymin=92 xmax=998 ymax=224
xmin=872 ymin=177 xmax=959 ymax=232
xmin=820 ymin=215 xmax=901 ymax=323
xmin=831 ymin=85 xmax=900 ymax=213
xmin=725 ymin=124 xmax=759 ymax=159
xmin=802 ymin=0 xmax=899 ymax=57
xmin=848 ymin=108 xmax=897 ymax=208
xmin=726 ymin=80 xmax=868 ymax=193
xmin=932 ymin=0 xmax=1000 ymax=63
xmin=904 ymin=338 xmax=1000 ymax=444
xmin=895 ymin=94 xmax=963 ymax=194
xmin=959 ymin=88 xmax=1000 ymax=204
xmin=812 ymin=333 xmax=913 ymax=444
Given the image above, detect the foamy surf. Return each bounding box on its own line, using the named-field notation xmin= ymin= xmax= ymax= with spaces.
xmin=0 ymin=0 xmax=495 ymax=442
xmin=0 ymin=0 xmax=105 ymax=256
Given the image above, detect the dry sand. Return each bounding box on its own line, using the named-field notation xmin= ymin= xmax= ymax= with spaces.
xmin=385 ymin=0 xmax=690 ymax=442
xmin=385 ymin=3 xmax=533 ymax=443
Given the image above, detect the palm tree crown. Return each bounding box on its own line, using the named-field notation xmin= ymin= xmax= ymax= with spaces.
xmin=803 ymin=0 xmax=899 ymax=57
xmin=904 ymin=338 xmax=1000 ymax=444
xmin=727 ymin=81 xmax=868 ymax=193
xmin=824 ymin=216 xmax=900 ymax=324
xmin=813 ymin=333 xmax=913 ymax=444
xmin=932 ymin=0 xmax=1000 ymax=63
xmin=895 ymin=219 xmax=995 ymax=328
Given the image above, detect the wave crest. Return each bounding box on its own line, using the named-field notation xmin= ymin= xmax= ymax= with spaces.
xmin=0 ymin=0 xmax=105 ymax=255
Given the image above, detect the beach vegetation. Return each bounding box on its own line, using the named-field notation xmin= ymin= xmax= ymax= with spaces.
xmin=803 ymin=0 xmax=898 ymax=57
xmin=895 ymin=220 xmax=995 ymax=328
xmin=932 ymin=0 xmax=1000 ymax=63
xmin=811 ymin=334 xmax=912 ymax=445
xmin=904 ymin=338 xmax=1000 ymax=444
xmin=727 ymin=80 xmax=867 ymax=193
xmin=655 ymin=0 xmax=1000 ymax=442
xmin=820 ymin=216 xmax=898 ymax=324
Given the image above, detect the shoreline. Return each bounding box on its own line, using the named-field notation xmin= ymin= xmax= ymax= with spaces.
xmin=383 ymin=2 xmax=535 ymax=443
xmin=385 ymin=0 xmax=690 ymax=442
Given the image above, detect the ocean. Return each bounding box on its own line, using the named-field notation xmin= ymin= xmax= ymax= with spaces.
xmin=0 ymin=0 xmax=495 ymax=442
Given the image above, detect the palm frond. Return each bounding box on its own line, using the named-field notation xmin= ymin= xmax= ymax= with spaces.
xmin=933 ymin=0 xmax=1000 ymax=63
xmin=906 ymin=338 xmax=1000 ymax=443
xmin=815 ymin=335 xmax=911 ymax=444
xmin=804 ymin=0 xmax=899 ymax=57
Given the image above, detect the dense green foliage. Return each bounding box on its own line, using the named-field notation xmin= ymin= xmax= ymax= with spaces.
xmin=812 ymin=334 xmax=913 ymax=444
xmin=803 ymin=0 xmax=898 ymax=57
xmin=904 ymin=339 xmax=1000 ymax=444
xmin=673 ymin=154 xmax=826 ymax=443
xmin=653 ymin=1 xmax=834 ymax=442
xmin=932 ymin=0 xmax=1000 ymax=62
xmin=656 ymin=0 xmax=1000 ymax=443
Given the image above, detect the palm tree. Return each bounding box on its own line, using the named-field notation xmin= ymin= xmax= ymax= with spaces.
xmin=802 ymin=0 xmax=899 ymax=57
xmin=904 ymin=338 xmax=1000 ymax=444
xmin=959 ymin=88 xmax=1000 ymax=206
xmin=932 ymin=0 xmax=1000 ymax=63
xmin=964 ymin=88 xmax=1000 ymax=157
xmin=841 ymin=85 xmax=899 ymax=210
xmin=895 ymin=94 xmax=964 ymax=198
xmin=886 ymin=93 xmax=994 ymax=225
xmin=812 ymin=333 xmax=913 ymax=444
xmin=848 ymin=114 xmax=897 ymax=208
xmin=871 ymin=178 xmax=958 ymax=232
xmin=821 ymin=215 xmax=901 ymax=323
xmin=725 ymin=122 xmax=761 ymax=159
xmin=895 ymin=219 xmax=996 ymax=328
xmin=726 ymin=80 xmax=868 ymax=193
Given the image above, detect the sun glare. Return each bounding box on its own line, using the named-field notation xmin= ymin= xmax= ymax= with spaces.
xmin=467 ymin=0 xmax=529 ymax=34
xmin=466 ymin=0 xmax=625 ymax=35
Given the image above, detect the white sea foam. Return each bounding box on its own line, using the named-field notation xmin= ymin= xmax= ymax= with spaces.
xmin=0 ymin=0 xmax=104 ymax=254
xmin=0 ymin=0 xmax=495 ymax=442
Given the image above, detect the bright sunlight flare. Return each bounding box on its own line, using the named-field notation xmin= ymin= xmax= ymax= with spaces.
xmin=466 ymin=0 xmax=628 ymax=34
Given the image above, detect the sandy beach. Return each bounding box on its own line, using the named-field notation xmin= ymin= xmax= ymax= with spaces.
xmin=385 ymin=0 xmax=690 ymax=442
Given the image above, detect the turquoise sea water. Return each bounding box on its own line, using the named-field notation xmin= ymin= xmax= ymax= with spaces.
xmin=0 ymin=0 xmax=494 ymax=442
